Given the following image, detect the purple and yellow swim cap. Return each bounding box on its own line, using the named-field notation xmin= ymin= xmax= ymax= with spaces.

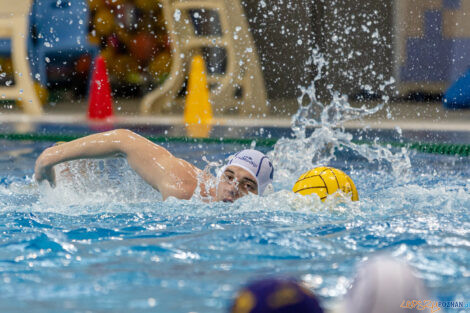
xmin=230 ymin=278 xmax=323 ymax=313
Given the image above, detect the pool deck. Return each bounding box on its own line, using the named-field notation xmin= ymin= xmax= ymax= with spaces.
xmin=0 ymin=99 xmax=469 ymax=131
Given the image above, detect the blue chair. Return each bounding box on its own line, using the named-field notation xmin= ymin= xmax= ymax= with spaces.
xmin=29 ymin=0 xmax=99 ymax=86
xmin=443 ymin=68 xmax=470 ymax=109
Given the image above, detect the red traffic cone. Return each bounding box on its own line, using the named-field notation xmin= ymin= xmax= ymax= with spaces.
xmin=87 ymin=55 xmax=113 ymax=120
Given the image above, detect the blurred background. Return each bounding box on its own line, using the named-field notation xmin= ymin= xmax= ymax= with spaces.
xmin=0 ymin=0 xmax=469 ymax=118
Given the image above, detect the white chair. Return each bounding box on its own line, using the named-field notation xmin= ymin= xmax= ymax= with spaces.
xmin=0 ymin=0 xmax=42 ymax=115
xmin=140 ymin=0 xmax=268 ymax=116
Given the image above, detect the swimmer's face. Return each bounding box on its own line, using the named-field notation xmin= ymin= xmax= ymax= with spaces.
xmin=216 ymin=165 xmax=258 ymax=202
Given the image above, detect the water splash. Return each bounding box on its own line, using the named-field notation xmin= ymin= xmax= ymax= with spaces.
xmin=191 ymin=156 xmax=223 ymax=202
xmin=37 ymin=158 xmax=162 ymax=211
xmin=269 ymin=48 xmax=411 ymax=183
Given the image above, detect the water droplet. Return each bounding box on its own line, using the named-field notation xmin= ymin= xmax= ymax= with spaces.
xmin=147 ymin=298 xmax=157 ymax=307
xmin=174 ymin=9 xmax=181 ymax=22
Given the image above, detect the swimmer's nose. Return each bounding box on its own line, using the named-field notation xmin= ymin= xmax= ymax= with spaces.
xmin=227 ymin=182 xmax=240 ymax=197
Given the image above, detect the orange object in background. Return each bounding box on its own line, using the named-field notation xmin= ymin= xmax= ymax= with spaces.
xmin=75 ymin=54 xmax=93 ymax=75
xmin=129 ymin=32 xmax=158 ymax=63
xmin=94 ymin=9 xmax=115 ymax=37
xmin=88 ymin=55 xmax=113 ymax=120
xmin=88 ymin=0 xmax=171 ymax=86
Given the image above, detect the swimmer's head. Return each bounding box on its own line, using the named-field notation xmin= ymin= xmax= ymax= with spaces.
xmin=343 ymin=255 xmax=430 ymax=313
xmin=216 ymin=149 xmax=274 ymax=202
xmin=230 ymin=278 xmax=323 ymax=313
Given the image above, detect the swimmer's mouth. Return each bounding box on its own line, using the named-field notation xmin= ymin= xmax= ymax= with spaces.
xmin=223 ymin=198 xmax=234 ymax=203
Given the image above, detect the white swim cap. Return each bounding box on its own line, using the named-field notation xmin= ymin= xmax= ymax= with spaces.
xmin=226 ymin=149 xmax=274 ymax=195
xmin=343 ymin=255 xmax=430 ymax=313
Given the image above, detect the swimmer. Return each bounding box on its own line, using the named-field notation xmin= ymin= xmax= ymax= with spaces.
xmin=230 ymin=278 xmax=324 ymax=313
xmin=34 ymin=129 xmax=274 ymax=202
xmin=342 ymin=254 xmax=430 ymax=313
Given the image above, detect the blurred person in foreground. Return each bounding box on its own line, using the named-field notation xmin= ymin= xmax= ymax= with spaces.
xmin=230 ymin=278 xmax=324 ymax=313
xmin=341 ymin=255 xmax=432 ymax=313
xmin=34 ymin=129 xmax=273 ymax=202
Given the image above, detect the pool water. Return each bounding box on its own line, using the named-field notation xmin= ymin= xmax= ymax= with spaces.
xmin=0 ymin=136 xmax=468 ymax=313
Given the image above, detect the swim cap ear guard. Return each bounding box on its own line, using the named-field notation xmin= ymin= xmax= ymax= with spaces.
xmin=226 ymin=149 xmax=274 ymax=195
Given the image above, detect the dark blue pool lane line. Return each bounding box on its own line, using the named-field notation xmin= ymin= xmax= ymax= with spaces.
xmin=0 ymin=123 xmax=469 ymax=156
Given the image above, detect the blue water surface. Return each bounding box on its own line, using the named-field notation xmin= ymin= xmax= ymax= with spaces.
xmin=0 ymin=138 xmax=469 ymax=313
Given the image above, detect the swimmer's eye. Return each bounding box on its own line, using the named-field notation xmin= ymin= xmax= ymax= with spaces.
xmin=224 ymin=173 xmax=235 ymax=181
xmin=244 ymin=182 xmax=256 ymax=193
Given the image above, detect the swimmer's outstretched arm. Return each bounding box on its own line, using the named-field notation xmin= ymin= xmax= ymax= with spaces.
xmin=34 ymin=129 xmax=202 ymax=200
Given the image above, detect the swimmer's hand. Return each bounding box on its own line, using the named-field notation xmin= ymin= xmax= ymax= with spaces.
xmin=34 ymin=152 xmax=56 ymax=187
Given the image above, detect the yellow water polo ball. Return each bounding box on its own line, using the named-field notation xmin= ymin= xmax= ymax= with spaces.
xmin=292 ymin=166 xmax=358 ymax=201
